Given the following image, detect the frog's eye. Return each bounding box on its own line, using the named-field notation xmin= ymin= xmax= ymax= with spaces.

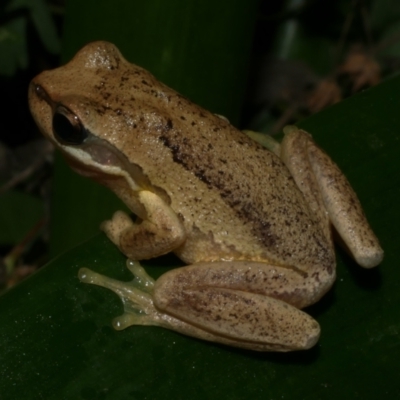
xmin=53 ymin=106 xmax=88 ymax=145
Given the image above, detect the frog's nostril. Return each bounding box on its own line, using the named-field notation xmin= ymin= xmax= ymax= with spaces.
xmin=33 ymin=84 xmax=51 ymax=103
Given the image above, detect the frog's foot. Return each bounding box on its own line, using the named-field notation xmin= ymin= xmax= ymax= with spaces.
xmin=78 ymin=260 xmax=220 ymax=339
xmin=78 ymin=260 xmax=162 ymax=330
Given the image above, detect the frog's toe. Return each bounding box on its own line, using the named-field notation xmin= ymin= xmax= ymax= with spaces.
xmin=101 ymin=210 xmax=133 ymax=245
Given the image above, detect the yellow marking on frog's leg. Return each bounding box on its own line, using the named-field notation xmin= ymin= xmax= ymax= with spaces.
xmin=101 ymin=190 xmax=186 ymax=260
xmin=281 ymin=126 xmax=383 ymax=268
xmin=242 ymin=130 xmax=281 ymax=156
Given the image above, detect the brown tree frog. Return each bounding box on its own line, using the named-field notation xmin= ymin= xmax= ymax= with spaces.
xmin=29 ymin=41 xmax=383 ymax=351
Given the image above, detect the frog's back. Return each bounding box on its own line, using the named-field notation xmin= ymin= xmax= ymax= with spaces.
xmin=151 ymin=96 xmax=334 ymax=270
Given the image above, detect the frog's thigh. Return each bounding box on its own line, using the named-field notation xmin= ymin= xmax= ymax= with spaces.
xmin=101 ymin=190 xmax=186 ymax=259
xmin=153 ymin=261 xmax=324 ymax=351
xmin=281 ymin=126 xmax=383 ymax=268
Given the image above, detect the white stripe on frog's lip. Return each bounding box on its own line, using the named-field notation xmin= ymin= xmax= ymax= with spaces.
xmin=60 ymin=142 xmax=142 ymax=192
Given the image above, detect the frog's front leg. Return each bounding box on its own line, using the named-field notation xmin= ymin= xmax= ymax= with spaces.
xmin=101 ymin=190 xmax=186 ymax=260
xmin=79 ymin=260 xmax=327 ymax=352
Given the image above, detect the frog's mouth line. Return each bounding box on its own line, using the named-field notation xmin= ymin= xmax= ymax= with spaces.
xmin=62 ymin=132 xmax=172 ymax=208
xmin=62 ymin=134 xmax=149 ymax=191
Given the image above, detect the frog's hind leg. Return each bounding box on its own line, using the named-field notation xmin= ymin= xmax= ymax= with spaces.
xmin=280 ymin=126 xmax=383 ymax=268
xmin=79 ymin=260 xmax=322 ymax=351
xmin=152 ymin=261 xmax=324 ymax=352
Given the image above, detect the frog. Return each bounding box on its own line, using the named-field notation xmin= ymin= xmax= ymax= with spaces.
xmin=28 ymin=41 xmax=383 ymax=352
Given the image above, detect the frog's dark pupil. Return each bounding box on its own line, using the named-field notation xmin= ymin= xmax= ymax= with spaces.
xmin=53 ymin=112 xmax=87 ymax=145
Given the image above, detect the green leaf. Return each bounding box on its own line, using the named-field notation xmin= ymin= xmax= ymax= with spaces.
xmin=1 ymin=71 xmax=399 ymax=399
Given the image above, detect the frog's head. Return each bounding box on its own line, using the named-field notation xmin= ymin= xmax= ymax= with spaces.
xmin=28 ymin=41 xmax=174 ymax=192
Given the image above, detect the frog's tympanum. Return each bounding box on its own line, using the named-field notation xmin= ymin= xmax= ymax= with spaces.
xmin=29 ymin=42 xmax=383 ymax=352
